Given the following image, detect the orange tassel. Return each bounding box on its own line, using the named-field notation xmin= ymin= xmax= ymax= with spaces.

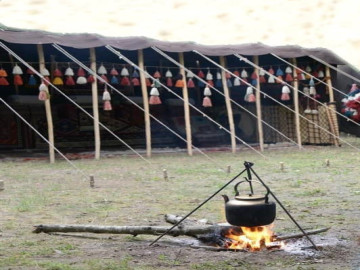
xmin=13 ymin=74 xmax=23 ymax=86
xmin=149 ymin=95 xmax=162 ymax=105
xmin=233 ymin=70 xmax=240 ymax=76
xmin=0 ymin=69 xmax=8 ymax=77
xmin=202 ymin=96 xmax=212 ymax=107
xmin=175 ymin=79 xmax=184 ymax=88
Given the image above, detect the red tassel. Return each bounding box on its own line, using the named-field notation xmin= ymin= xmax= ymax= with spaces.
xmin=38 ymin=90 xmax=48 ymax=101
xmin=77 ymin=68 xmax=86 ymax=77
xmin=103 ymin=100 xmax=112 ymax=111
xmin=259 ymin=76 xmax=266 ymax=83
xmin=206 ymin=80 xmax=214 ymax=87
xmin=43 ymin=76 xmax=50 ymax=86
xmin=110 ymin=67 xmax=119 ymax=76
xmin=145 ymin=78 xmax=151 ymax=87
xmin=281 ymin=93 xmax=290 ymax=101
xmin=87 ymin=75 xmax=95 ymax=83
xmin=233 ymin=70 xmax=240 ymax=76
xmin=149 ymin=95 xmax=162 ymax=105
xmin=53 ymin=68 xmax=62 ymax=77
xmin=166 ymin=77 xmax=173 ymax=87
xmin=131 ymin=77 xmax=140 ymax=86
xmin=197 ymin=70 xmax=205 ymax=78
xmin=153 ymin=71 xmax=161 ymax=78
xmin=13 ymin=74 xmax=23 ymax=86
xmin=202 ymin=96 xmax=212 ymax=107
xmin=187 ymin=78 xmax=195 ymax=88
xmin=120 ymin=76 xmax=130 ymax=86
xmin=247 ymin=94 xmax=256 ymax=102
xmin=26 ymin=68 xmax=34 ymax=75
xmin=99 ymin=74 xmax=108 ymax=84
xmin=268 ymin=67 xmax=275 ymax=75
xmin=65 ymin=76 xmax=75 ymax=86
xmin=0 ymin=77 xmax=9 ymax=86
xmin=285 ymin=73 xmax=293 ymax=82
xmin=175 ymin=79 xmax=184 ymax=88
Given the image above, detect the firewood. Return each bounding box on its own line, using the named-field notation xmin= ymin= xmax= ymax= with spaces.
xmin=274 ymin=227 xmax=330 ymax=241
xmin=164 ymin=214 xmax=214 ymax=225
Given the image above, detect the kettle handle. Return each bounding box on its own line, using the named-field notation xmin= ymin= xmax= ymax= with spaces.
xmin=234 ymin=180 xmax=270 ymax=203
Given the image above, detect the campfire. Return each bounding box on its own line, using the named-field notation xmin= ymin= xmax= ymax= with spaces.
xmin=221 ymin=225 xmax=284 ymax=251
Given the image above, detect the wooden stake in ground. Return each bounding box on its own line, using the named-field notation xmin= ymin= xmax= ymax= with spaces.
xmin=138 ymin=50 xmax=152 ymax=158
xmin=292 ymin=58 xmax=302 ymax=149
xmin=89 ymin=48 xmax=101 ymax=160
xmin=179 ymin=52 xmax=193 ymax=156
xmin=37 ymin=44 xmax=55 ymax=164
xmin=254 ymin=56 xmax=264 ymax=152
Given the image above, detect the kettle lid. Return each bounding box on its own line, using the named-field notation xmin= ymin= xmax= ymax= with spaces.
xmin=235 ymin=194 xmax=266 ymax=201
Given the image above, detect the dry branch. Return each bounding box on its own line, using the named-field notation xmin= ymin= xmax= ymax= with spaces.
xmin=33 ymin=224 xmax=219 ymax=237
xmin=164 ymin=214 xmax=214 ymax=225
xmin=275 ymin=227 xmax=330 ymax=241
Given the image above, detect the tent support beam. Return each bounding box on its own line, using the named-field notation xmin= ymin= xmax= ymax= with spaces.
xmin=292 ymin=58 xmax=302 ymax=149
xmin=254 ymin=56 xmax=264 ymax=152
xmin=220 ymin=56 xmax=236 ymax=153
xmin=138 ymin=50 xmax=152 ymax=157
xmin=37 ymin=44 xmax=55 ymax=163
xmin=90 ymin=48 xmax=101 ymax=160
xmin=179 ymin=53 xmax=193 ymax=156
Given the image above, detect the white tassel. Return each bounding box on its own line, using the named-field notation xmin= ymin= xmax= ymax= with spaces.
xmin=121 ymin=66 xmax=129 ymax=76
xmin=98 ymin=64 xmax=107 ymax=75
xmin=102 ymin=89 xmax=111 ymax=101
xmin=65 ymin=66 xmax=74 ymax=76
xmin=305 ymin=65 xmax=312 ymax=72
xmin=12 ymin=64 xmax=23 ymax=75
xmin=268 ymin=75 xmax=275 ymax=83
xmin=241 ymin=69 xmax=248 ymax=78
xmin=246 ymin=86 xmax=253 ymax=95
xmin=282 ymin=85 xmax=290 ymax=94
xmin=186 ymin=70 xmax=195 ymax=78
xmin=303 ymin=87 xmax=310 ymax=96
xmin=76 ymin=77 xmax=87 ymax=84
xmin=40 ymin=67 xmax=50 ymax=76
xmin=150 ymin=87 xmax=160 ymax=96
xmin=310 ymin=86 xmax=316 ymax=95
xmin=203 ymin=86 xmax=212 ymax=96
xmin=165 ymin=69 xmax=173 ymax=78
xmin=317 ymin=70 xmax=325 ymax=78
xmin=233 ymin=77 xmax=241 ymax=86
xmin=206 ymin=70 xmax=213 ymax=81
xmin=285 ymin=66 xmax=292 ymax=73
xmin=259 ymin=69 xmax=265 ymax=76
xmin=216 ymin=71 xmax=221 ymax=80
xmin=39 ymin=83 xmax=48 ymax=92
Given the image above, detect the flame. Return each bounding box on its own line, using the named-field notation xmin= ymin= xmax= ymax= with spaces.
xmin=224 ymin=224 xmax=283 ymax=251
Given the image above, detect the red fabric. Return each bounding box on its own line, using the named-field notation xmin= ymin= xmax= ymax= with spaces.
xmin=77 ymin=67 xmax=86 ymax=77
xmin=202 ymin=96 xmax=212 ymax=107
xmin=131 ymin=77 xmax=140 ymax=86
xmin=65 ymin=76 xmax=75 ymax=86
xmin=110 ymin=68 xmax=119 ymax=76
xmin=206 ymin=80 xmax=214 ymax=87
xmin=149 ymin=95 xmax=162 ymax=105
xmin=281 ymin=93 xmax=290 ymax=101
xmin=120 ymin=76 xmax=130 ymax=86
xmin=0 ymin=77 xmax=9 ymax=85
xmin=197 ymin=70 xmax=205 ymax=78
xmin=285 ymin=73 xmax=293 ymax=82
xmin=38 ymin=90 xmax=48 ymax=101
xmin=103 ymin=100 xmax=112 ymax=111
xmin=247 ymin=93 xmax=256 ymax=102
xmin=53 ymin=68 xmax=62 ymax=77
xmin=166 ymin=77 xmax=173 ymax=87
xmin=259 ymin=76 xmax=266 ymax=83
xmin=145 ymin=78 xmax=151 ymax=87
xmin=153 ymin=71 xmax=161 ymax=78
xmin=87 ymin=75 xmax=95 ymax=83
xmin=99 ymin=74 xmax=108 ymax=84
xmin=175 ymin=79 xmax=184 ymax=88
xmin=187 ymin=78 xmax=195 ymax=88
xmin=13 ymin=74 xmax=23 ymax=86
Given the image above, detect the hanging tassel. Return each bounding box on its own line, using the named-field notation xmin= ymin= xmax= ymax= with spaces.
xmin=259 ymin=75 xmax=266 ymax=83
xmin=165 ymin=69 xmax=173 ymax=78
xmin=52 ymin=76 xmax=63 ymax=85
xmin=244 ymin=86 xmax=255 ymax=102
xmin=166 ymin=77 xmax=173 ymax=87
xmin=102 ymin=86 xmax=112 ymax=111
xmin=268 ymin=66 xmax=275 ymax=75
xmin=77 ymin=67 xmax=86 ymax=77
xmin=233 ymin=77 xmax=241 ymax=86
xmin=53 ymin=67 xmax=62 ymax=77
xmin=119 ymin=66 xmax=128 ymax=77
xmin=251 ymin=70 xmax=257 ymax=80
xmin=120 ymin=76 xmax=130 ymax=86
xmin=87 ymin=75 xmax=95 ymax=83
xmin=275 ymin=67 xmax=284 ymax=83
xmin=38 ymin=83 xmax=49 ymax=101
xmin=26 ymin=68 xmax=34 ymax=75
xmin=131 ymin=77 xmax=140 ymax=86
xmin=149 ymin=86 xmax=161 ymax=105
xmin=12 ymin=64 xmax=23 ymax=75
xmin=65 ymin=65 xmax=74 ymax=76
xmin=268 ymin=75 xmax=275 ymax=83
xmin=98 ymin=64 xmax=107 ymax=75
xmin=281 ymin=85 xmax=291 ymax=101
xmin=305 ymin=65 xmax=312 ymax=73
xmin=215 ymin=79 xmax=222 ymax=88
xmin=202 ymin=85 xmax=212 ymax=107
xmin=0 ymin=68 xmax=8 ymax=77
xmin=309 ymin=77 xmax=315 ymax=87
xmin=206 ymin=69 xmax=213 ymax=86
xmin=285 ymin=66 xmax=293 ymax=82
xmin=99 ymin=74 xmax=108 ymax=84
xmin=13 ymin=74 xmax=23 ymax=86
xmin=153 ymin=79 xmax=161 ymax=88
xmin=227 ymin=79 xmax=232 ymax=87
xmin=216 ymin=71 xmax=221 ymax=80
xmin=310 ymin=86 xmax=316 ymax=96
xmin=65 ymin=76 xmax=75 ymax=86
xmin=40 ymin=67 xmax=50 ymax=77
xmin=241 ymin=69 xmax=248 ymax=79
xmin=145 ymin=78 xmax=151 ymax=87
xmin=233 ymin=70 xmax=240 ymax=77
xmin=187 ymin=70 xmax=195 ymax=78
xmin=110 ymin=67 xmax=119 ymax=76
xmin=317 ymin=69 xmax=324 ymax=78
xmin=0 ymin=77 xmax=9 ymax=86
xmin=225 ymin=72 xmax=231 ymax=79
xmin=132 ymin=69 xmax=140 ymax=78
xmin=153 ymin=70 xmax=161 ymax=79
xmin=76 ymin=76 xmax=87 ymax=85
xmin=43 ymin=76 xmax=50 ymax=86
xmin=187 ymin=78 xmax=195 ymax=88
xmin=198 ymin=79 xmax=205 ymax=88
xmin=175 ymin=74 xmax=184 ymax=88
xmin=28 ymin=75 xmax=37 ymax=86
xmin=110 ymin=75 xmax=119 ymax=84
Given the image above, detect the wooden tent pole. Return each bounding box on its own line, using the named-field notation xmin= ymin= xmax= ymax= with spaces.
xmin=219 ymin=56 xmax=236 ymax=153
xmin=37 ymin=44 xmax=55 ymax=163
xmin=89 ymin=48 xmax=101 ymax=160
xmin=292 ymin=58 xmax=302 ymax=149
xmin=138 ymin=50 xmax=152 ymax=157
xmin=254 ymin=56 xmax=264 ymax=152
xmin=179 ymin=53 xmax=193 ymax=156
xmin=325 ymin=65 xmax=340 ymax=146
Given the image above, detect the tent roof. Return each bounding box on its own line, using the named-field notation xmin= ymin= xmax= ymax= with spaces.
xmin=0 ymin=27 xmax=346 ymax=65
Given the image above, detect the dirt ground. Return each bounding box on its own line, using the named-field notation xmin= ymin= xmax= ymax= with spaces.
xmin=0 ymin=140 xmax=359 ymax=269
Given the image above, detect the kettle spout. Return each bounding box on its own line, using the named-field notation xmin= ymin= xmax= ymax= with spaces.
xmin=221 ymin=194 xmax=229 ymax=203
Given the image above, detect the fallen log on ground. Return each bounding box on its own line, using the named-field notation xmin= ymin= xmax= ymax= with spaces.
xmin=33 ymin=224 xmax=227 ymax=237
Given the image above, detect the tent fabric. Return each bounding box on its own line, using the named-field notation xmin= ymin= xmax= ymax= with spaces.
xmin=0 ymin=28 xmax=345 ymax=65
